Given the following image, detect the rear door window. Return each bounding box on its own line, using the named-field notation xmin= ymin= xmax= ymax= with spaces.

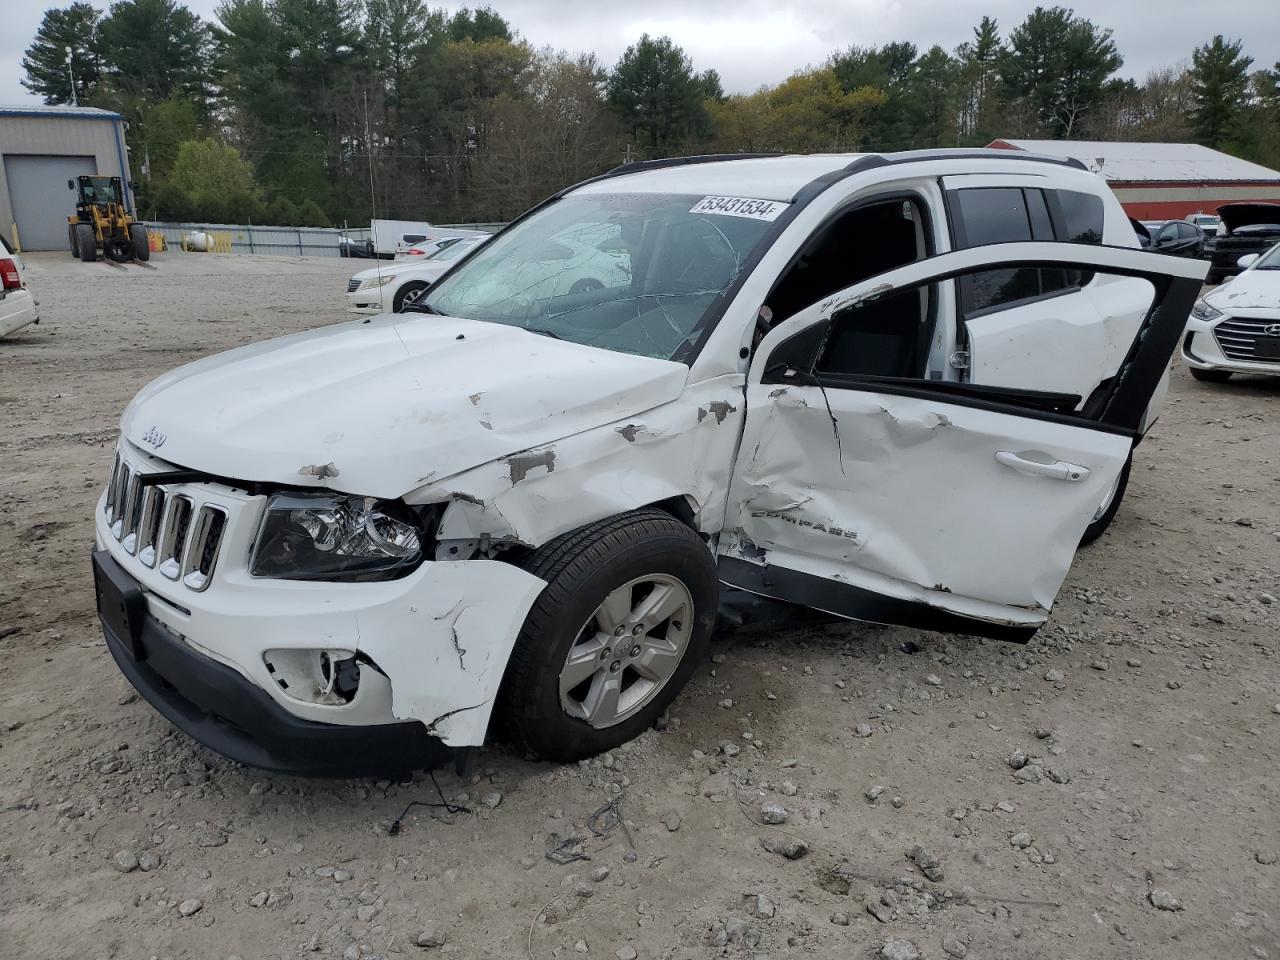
xmin=951 ymin=188 xmax=1042 ymax=315
xmin=950 ymin=186 xmax=1105 ymax=315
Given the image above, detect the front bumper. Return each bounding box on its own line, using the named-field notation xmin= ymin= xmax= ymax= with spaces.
xmin=1183 ymin=309 xmax=1280 ymax=374
xmin=94 ymin=549 xmax=448 ymax=776
xmin=94 ymin=442 xmax=547 ymax=754
xmin=345 ymin=284 xmax=388 ymax=314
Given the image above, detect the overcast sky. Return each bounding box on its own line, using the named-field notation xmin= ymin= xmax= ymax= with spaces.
xmin=3 ymin=0 xmax=1277 ymax=106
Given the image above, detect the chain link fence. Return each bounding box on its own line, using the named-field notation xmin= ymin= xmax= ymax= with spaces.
xmin=142 ymin=221 xmax=506 ymax=258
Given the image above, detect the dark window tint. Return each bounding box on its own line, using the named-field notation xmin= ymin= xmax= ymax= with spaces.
xmin=1057 ymin=190 xmax=1104 ymax=244
xmin=1177 ymin=222 xmax=1198 ymax=239
xmin=954 ymin=188 xmax=1033 ymax=246
xmin=403 ymin=234 xmax=427 ymax=244
xmin=952 ymin=188 xmax=1040 ymax=315
xmin=1026 ymin=189 xmax=1055 ymax=241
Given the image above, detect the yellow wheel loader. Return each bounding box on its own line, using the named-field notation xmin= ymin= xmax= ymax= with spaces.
xmin=66 ymin=176 xmax=149 ymax=263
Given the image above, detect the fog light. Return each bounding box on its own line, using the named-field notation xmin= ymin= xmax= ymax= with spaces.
xmin=263 ymin=648 xmax=361 ymax=704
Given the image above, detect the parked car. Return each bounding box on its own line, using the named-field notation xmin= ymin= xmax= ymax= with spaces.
xmin=1183 ymin=212 xmax=1221 ymax=237
xmin=92 ymin=150 xmax=1204 ymax=775
xmin=0 ymin=235 xmax=39 ymax=339
xmin=396 ymin=236 xmax=470 ymax=260
xmin=1148 ymin=219 xmax=1207 ymax=258
xmin=338 ymin=234 xmax=377 ymax=258
xmin=346 ymin=235 xmax=492 ymax=313
xmin=1183 ymin=240 xmax=1280 ymax=381
xmin=1204 ymin=202 xmax=1280 ymax=283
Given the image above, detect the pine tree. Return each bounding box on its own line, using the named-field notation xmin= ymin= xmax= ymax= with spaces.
xmin=20 ymin=3 xmax=103 ymax=105
xmin=1190 ymin=36 xmax=1253 ymax=146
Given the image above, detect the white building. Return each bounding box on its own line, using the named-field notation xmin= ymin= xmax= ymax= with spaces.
xmin=0 ymin=104 xmax=134 ymax=252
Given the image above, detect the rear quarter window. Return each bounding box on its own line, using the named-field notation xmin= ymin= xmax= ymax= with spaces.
xmin=1056 ymin=191 xmax=1104 ymax=244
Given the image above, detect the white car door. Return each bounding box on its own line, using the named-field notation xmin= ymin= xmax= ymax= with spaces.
xmin=718 ymin=242 xmax=1205 ymax=640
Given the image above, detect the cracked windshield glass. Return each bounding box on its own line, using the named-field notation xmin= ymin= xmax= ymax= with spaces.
xmin=422 ymin=193 xmax=779 ymax=361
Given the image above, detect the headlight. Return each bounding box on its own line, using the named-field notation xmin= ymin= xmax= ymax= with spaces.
xmin=1191 ymin=299 xmax=1223 ymax=322
xmin=250 ymin=493 xmax=425 ymax=581
xmin=362 ymin=275 xmax=396 ymax=289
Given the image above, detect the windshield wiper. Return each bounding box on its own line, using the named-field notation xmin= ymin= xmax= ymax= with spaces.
xmin=522 ymin=326 xmax=563 ymax=340
xmin=400 ymin=301 xmax=439 ymax=314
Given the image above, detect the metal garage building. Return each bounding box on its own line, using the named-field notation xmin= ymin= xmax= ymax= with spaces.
xmin=988 ymin=139 xmax=1280 ymax=220
xmin=0 ymin=104 xmax=134 ymax=252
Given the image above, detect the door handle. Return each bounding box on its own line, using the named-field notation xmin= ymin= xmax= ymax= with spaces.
xmin=995 ymin=451 xmax=1091 ymax=482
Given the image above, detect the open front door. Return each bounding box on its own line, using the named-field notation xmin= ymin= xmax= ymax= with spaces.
xmin=718 ymin=242 xmax=1205 ymax=641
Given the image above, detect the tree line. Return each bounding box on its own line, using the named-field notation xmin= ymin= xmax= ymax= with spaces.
xmin=21 ymin=1 xmax=1280 ymax=226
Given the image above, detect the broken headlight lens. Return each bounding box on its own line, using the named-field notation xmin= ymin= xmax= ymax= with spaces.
xmin=1191 ymin=299 xmax=1222 ymax=322
xmin=250 ymin=493 xmax=424 ymax=581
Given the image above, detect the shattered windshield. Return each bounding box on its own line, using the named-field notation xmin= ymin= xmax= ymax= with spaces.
xmin=422 ymin=193 xmax=779 ymax=362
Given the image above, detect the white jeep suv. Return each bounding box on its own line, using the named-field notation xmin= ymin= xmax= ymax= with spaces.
xmin=93 ymin=150 xmax=1205 ymax=775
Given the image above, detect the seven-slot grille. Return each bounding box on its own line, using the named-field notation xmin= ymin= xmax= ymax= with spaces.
xmin=104 ymin=452 xmax=228 ymax=591
xmin=1214 ymin=317 xmax=1280 ymax=364
xmin=346 ymin=278 xmax=362 ymax=293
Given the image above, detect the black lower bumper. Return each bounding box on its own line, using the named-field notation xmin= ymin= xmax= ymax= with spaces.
xmin=93 ymin=549 xmax=452 ymax=777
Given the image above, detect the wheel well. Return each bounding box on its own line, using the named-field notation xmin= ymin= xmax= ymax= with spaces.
xmin=644 ymin=495 xmax=698 ymax=530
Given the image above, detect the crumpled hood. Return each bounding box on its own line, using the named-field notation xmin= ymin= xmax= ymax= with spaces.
xmin=1217 ymin=202 xmax=1280 ymax=233
xmin=122 ymin=314 xmax=689 ymax=499
xmin=1208 ymin=269 xmax=1280 ymax=311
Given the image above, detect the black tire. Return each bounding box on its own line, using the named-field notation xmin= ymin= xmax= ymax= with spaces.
xmin=392 ymin=281 xmax=430 ymax=312
xmin=129 ymin=224 xmax=150 ymax=261
xmin=68 ymin=223 xmax=79 ymax=257
xmin=104 ymin=236 xmax=133 ymax=262
xmin=76 ymin=223 xmax=97 ymax=262
xmin=1080 ymin=452 xmax=1132 ymax=546
xmin=1190 ymin=366 xmax=1232 ymax=383
xmin=497 ymin=509 xmax=718 ymax=761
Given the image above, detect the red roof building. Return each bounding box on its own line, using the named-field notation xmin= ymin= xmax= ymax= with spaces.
xmin=987 ymin=139 xmax=1280 ymax=220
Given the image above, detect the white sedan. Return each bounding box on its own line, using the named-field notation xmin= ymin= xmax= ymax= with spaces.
xmin=1183 ymin=242 xmax=1280 ymax=381
xmin=0 ymin=236 xmax=39 ymax=339
xmin=345 ymin=235 xmax=491 ymax=314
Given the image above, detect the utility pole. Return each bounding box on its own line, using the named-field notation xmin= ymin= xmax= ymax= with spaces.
xmin=65 ymin=46 xmax=78 ymax=106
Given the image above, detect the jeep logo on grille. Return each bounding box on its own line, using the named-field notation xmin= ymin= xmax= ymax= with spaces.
xmin=141 ymin=425 xmax=167 ymax=450
xmin=1265 ymin=324 xmax=1280 ymax=337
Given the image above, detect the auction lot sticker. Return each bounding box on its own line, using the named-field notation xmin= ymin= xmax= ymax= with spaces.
xmin=690 ymin=196 xmax=789 ymax=221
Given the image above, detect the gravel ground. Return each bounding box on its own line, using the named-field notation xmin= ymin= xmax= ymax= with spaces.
xmin=0 ymin=251 xmax=1277 ymax=960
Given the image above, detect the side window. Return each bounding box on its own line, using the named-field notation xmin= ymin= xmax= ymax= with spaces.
xmin=1056 ymin=191 xmax=1104 ymax=244
xmin=403 ymin=234 xmax=428 ymax=245
xmin=1177 ymin=223 xmax=1198 ymax=239
xmin=951 ymin=186 xmax=1105 ymax=315
xmin=951 ymin=188 xmax=1042 ymax=315
xmin=768 ymin=196 xmax=931 ymax=327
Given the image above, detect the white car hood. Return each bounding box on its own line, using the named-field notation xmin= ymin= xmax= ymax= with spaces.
xmin=1209 ymin=269 xmax=1280 ymax=311
xmin=122 ymin=314 xmax=689 ymax=499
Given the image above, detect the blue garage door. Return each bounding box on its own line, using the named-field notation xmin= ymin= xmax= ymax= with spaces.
xmin=4 ymin=154 xmax=97 ymax=251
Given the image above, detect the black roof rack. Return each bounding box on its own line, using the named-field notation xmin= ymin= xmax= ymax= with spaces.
xmin=551 ymin=146 xmax=1089 ymax=208
xmin=607 ymin=152 xmax=784 ymax=176
xmin=839 ymin=147 xmax=1089 ymax=173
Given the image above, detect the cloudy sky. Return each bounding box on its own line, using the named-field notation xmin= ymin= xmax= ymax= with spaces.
xmin=3 ymin=0 xmax=1277 ymax=105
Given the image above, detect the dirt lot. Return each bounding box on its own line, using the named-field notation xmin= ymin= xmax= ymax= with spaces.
xmin=0 ymin=251 xmax=1277 ymax=960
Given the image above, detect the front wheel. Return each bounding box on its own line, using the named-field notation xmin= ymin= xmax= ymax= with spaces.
xmin=76 ymin=223 xmax=97 ymax=262
xmin=392 ymin=281 xmax=429 ymax=312
xmin=498 ymin=509 xmax=718 ymax=761
xmin=1080 ymin=452 xmax=1132 ymax=546
xmin=1190 ymin=367 xmax=1232 ymax=383
xmin=129 ymin=223 xmax=150 ymax=261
